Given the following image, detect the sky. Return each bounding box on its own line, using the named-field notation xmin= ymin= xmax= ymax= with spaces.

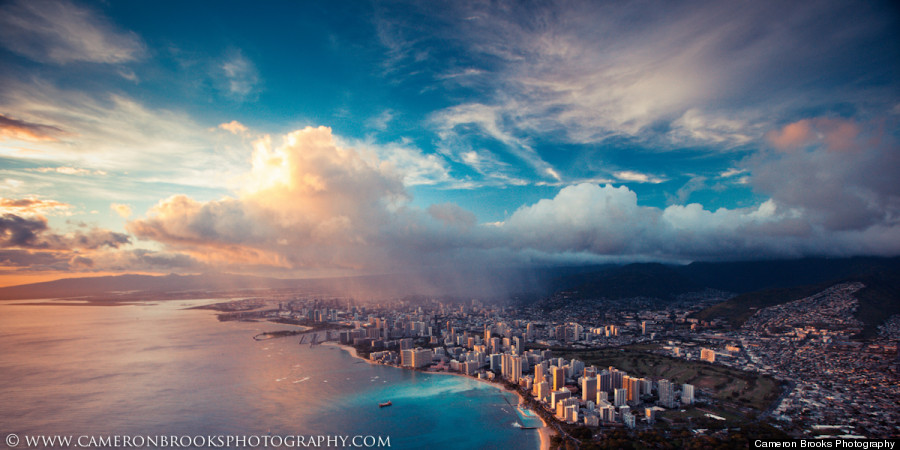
xmin=0 ymin=0 xmax=898 ymax=287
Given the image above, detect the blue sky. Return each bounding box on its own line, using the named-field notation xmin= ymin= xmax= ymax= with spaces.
xmin=0 ymin=0 xmax=898 ymax=285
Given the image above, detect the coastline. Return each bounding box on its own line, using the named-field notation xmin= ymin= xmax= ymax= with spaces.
xmin=326 ymin=342 xmax=555 ymax=450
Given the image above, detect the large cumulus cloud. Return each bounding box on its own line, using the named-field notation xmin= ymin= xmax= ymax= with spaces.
xmin=752 ymin=117 xmax=900 ymax=231
xmin=123 ymin=126 xmax=900 ymax=277
xmin=128 ymin=126 xmax=462 ymax=272
xmin=0 ymin=198 xmax=200 ymax=275
xmin=0 ymin=213 xmax=130 ymax=250
xmin=498 ymin=184 xmax=899 ymax=262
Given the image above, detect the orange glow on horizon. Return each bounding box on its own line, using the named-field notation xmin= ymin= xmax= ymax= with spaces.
xmin=0 ymin=270 xmax=162 ymax=288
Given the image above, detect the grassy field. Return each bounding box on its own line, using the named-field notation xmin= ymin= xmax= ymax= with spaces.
xmin=559 ymin=347 xmax=781 ymax=411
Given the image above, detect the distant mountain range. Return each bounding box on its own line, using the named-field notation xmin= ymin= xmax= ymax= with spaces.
xmin=0 ymin=265 xmax=598 ymax=301
xmin=2 ymin=257 xmax=898 ymax=338
xmin=549 ymin=256 xmax=900 ymax=300
xmin=539 ymin=257 xmax=900 ymax=338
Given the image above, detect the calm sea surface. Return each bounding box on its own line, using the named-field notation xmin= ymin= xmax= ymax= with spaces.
xmin=0 ymin=300 xmax=540 ymax=449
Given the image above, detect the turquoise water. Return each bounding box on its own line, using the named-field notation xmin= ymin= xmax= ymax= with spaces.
xmin=0 ymin=300 xmax=540 ymax=449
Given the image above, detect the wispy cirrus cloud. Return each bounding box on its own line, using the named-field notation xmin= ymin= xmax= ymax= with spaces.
xmin=30 ymin=166 xmax=107 ymax=176
xmin=0 ymin=0 xmax=145 ymax=65
xmin=613 ymin=170 xmax=667 ymax=184
xmin=431 ymin=103 xmax=561 ymax=183
xmin=378 ymin=0 xmax=897 ymax=157
xmin=0 ymin=197 xmax=69 ymax=215
xmin=0 ymin=114 xmax=66 ymax=142
xmin=219 ymin=50 xmax=260 ymax=100
xmin=0 ymin=78 xmax=247 ymax=189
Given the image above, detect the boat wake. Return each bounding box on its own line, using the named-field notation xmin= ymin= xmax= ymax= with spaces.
xmin=293 ymin=377 xmax=310 ymax=383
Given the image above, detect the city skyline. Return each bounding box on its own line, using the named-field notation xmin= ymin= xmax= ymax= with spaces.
xmin=1 ymin=0 xmax=899 ymax=287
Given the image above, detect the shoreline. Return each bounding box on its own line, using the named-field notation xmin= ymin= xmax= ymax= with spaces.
xmin=326 ymin=342 xmax=555 ymax=450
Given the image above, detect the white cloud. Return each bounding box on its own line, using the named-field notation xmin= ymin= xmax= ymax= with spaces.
xmin=669 ymin=176 xmax=708 ymax=204
xmin=0 ymin=78 xmax=247 ymax=189
xmin=110 ymin=203 xmax=131 ymax=218
xmin=366 ymin=110 xmax=395 ymax=131
xmin=220 ymin=50 xmax=260 ymax=99
xmin=719 ymin=167 xmax=747 ymax=178
xmin=499 ymin=183 xmax=900 ymax=260
xmin=31 ymin=166 xmax=106 ymax=176
xmin=128 ymin=127 xmax=410 ymax=270
xmin=0 ymin=197 xmax=70 ymax=215
xmin=218 ymin=120 xmax=249 ymax=135
xmin=750 ymin=117 xmax=900 ymax=231
xmin=431 ymin=103 xmax=561 ymax=183
xmin=0 ymin=0 xmax=145 ymax=64
xmin=118 ymin=127 xmax=900 ymax=276
xmin=669 ymin=109 xmax=757 ymax=148
xmin=613 ymin=170 xmax=666 ymax=184
xmin=393 ymin=0 xmax=898 ymax=153
xmin=337 ymin=136 xmax=453 ymax=187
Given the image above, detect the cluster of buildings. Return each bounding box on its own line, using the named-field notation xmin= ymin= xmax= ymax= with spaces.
xmin=323 ymin=301 xmax=704 ymax=430
xmin=666 ymin=282 xmax=900 ymax=438
xmin=527 ymin=359 xmax=696 ymax=428
xmin=266 ymin=282 xmax=899 ymax=438
xmin=736 ymin=282 xmax=899 ymax=436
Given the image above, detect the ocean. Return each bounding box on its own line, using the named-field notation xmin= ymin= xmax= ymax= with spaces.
xmin=0 ymin=300 xmax=541 ymax=449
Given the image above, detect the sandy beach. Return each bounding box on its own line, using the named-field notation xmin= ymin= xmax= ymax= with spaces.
xmin=326 ymin=342 xmax=556 ymax=450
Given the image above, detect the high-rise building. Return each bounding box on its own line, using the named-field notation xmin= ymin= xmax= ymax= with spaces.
xmin=582 ymin=377 xmax=597 ymax=402
xmin=552 ymin=365 xmax=566 ymax=390
xmin=599 ymin=370 xmax=612 ymax=393
xmin=700 ymin=348 xmax=716 ymax=363
xmin=572 ymin=323 xmax=583 ymax=341
xmin=570 ymin=359 xmax=585 ymax=379
xmin=534 ymin=363 xmax=545 ymax=384
xmin=535 ymin=380 xmax=550 ymax=401
xmin=682 ymin=384 xmax=695 ymax=405
xmin=411 ymin=348 xmax=433 ymax=368
xmin=600 ymin=405 xmax=616 ymax=422
xmin=489 ymin=353 xmax=502 ymax=372
xmin=622 ymin=410 xmax=636 ymax=428
xmin=554 ymin=324 xmax=566 ymax=342
xmin=501 ymin=354 xmax=524 ymax=383
xmin=596 ymin=390 xmax=609 ymax=405
xmin=658 ymin=379 xmax=676 ymax=408
xmin=401 ymin=349 xmax=414 ymax=367
xmin=609 ymin=368 xmax=624 ymax=389
xmin=512 ymin=355 xmax=523 ymax=382
xmin=551 ymin=388 xmax=571 ymax=409
xmin=645 ymin=407 xmax=656 ymax=424
xmin=490 ymin=337 xmax=502 ymax=354
xmin=640 ymin=378 xmax=652 ymax=396
xmin=614 ymin=388 xmax=627 ymax=407
xmin=565 ymin=404 xmax=578 ymax=423
xmin=624 ymin=375 xmax=642 ymax=404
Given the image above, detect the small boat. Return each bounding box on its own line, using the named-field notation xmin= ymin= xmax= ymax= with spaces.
xmin=379 ymin=401 xmax=392 ymax=408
